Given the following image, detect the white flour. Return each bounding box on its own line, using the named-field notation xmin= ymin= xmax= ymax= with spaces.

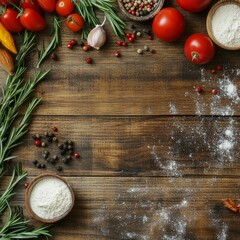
xmin=211 ymin=4 xmax=240 ymax=47
xmin=29 ymin=177 xmax=72 ymax=219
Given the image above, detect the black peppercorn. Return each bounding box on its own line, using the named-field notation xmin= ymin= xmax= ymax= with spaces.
xmin=44 ymin=150 xmax=50 ymax=156
xmin=62 ymin=158 xmax=69 ymax=164
xmin=57 ymin=166 xmax=63 ymax=171
xmin=42 ymin=153 xmax=48 ymax=159
xmin=68 ymin=150 xmax=73 ymax=155
xmin=67 ymin=145 xmax=73 ymax=150
xmin=63 ymin=144 xmax=68 ymax=150
xmin=50 ymin=158 xmax=56 ymax=164
xmin=49 ymin=133 xmax=55 ymax=138
xmin=44 ymin=132 xmax=49 ymax=137
xmin=46 ymin=136 xmax=53 ymax=142
xmin=64 ymin=140 xmax=69 ymax=145
xmin=32 ymin=134 xmax=37 ymax=140
xmin=32 ymin=159 xmax=38 ymax=165
xmin=67 ymin=140 xmax=73 ymax=145
xmin=60 ymin=150 xmax=66 ymax=155
xmin=46 ymin=158 xmax=51 ymax=162
xmin=66 ymin=155 xmax=72 ymax=161
xmin=131 ymin=24 xmax=136 ymax=29
xmin=40 ymin=164 xmax=46 ymax=169
xmin=37 ymin=163 xmax=41 ymax=168
xmin=58 ymin=143 xmax=63 ymax=149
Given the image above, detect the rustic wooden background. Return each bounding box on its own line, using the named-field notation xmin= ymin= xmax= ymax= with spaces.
xmin=1 ymin=0 xmax=240 ymax=239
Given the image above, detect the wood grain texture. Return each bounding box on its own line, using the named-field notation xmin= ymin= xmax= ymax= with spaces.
xmin=1 ymin=0 xmax=240 ymax=239
xmin=2 ymin=176 xmax=240 ymax=240
xmin=13 ymin=116 xmax=240 ymax=177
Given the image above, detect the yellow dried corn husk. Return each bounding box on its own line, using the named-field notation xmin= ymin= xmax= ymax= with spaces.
xmin=0 ymin=48 xmax=15 ymax=75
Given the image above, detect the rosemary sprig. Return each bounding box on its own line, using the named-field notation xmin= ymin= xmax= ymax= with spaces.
xmin=0 ymin=205 xmax=51 ymax=239
xmin=73 ymin=0 xmax=125 ymax=39
xmin=37 ymin=16 xmax=61 ymax=68
xmin=0 ymin=30 xmax=51 ymax=238
xmin=0 ymin=164 xmax=27 ymax=216
xmin=92 ymin=0 xmax=125 ymax=39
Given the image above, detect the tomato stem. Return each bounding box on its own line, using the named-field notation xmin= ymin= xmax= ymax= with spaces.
xmin=191 ymin=52 xmax=199 ymax=62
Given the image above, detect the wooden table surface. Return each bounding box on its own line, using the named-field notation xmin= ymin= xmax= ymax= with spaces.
xmin=2 ymin=0 xmax=240 ymax=239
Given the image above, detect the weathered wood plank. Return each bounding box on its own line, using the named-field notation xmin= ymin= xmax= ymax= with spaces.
xmin=11 ymin=116 xmax=240 ymax=177
xmin=2 ymin=176 xmax=240 ymax=240
xmin=1 ymin=2 xmax=239 ymax=117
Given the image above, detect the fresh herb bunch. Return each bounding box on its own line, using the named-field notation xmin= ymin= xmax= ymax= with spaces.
xmin=73 ymin=0 xmax=125 ymax=39
xmin=0 ymin=30 xmax=52 ymax=239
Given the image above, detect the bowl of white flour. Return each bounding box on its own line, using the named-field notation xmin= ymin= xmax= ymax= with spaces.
xmin=206 ymin=0 xmax=240 ymax=50
xmin=26 ymin=174 xmax=75 ymax=223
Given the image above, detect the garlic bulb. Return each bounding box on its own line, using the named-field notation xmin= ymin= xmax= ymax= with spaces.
xmin=87 ymin=17 xmax=107 ymax=50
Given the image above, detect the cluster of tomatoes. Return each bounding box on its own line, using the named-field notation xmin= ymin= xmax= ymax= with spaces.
xmin=0 ymin=0 xmax=84 ymax=33
xmin=152 ymin=0 xmax=215 ymax=65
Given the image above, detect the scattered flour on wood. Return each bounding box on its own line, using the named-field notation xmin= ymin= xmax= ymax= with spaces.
xmin=169 ymin=102 xmax=177 ymax=115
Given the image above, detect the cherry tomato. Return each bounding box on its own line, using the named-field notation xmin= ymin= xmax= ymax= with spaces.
xmin=176 ymin=0 xmax=212 ymax=13
xmin=56 ymin=0 xmax=74 ymax=17
xmin=66 ymin=13 xmax=84 ymax=32
xmin=0 ymin=0 xmax=19 ymax=6
xmin=152 ymin=7 xmax=185 ymax=42
xmin=20 ymin=0 xmax=43 ymax=14
xmin=184 ymin=33 xmax=215 ymax=65
xmin=37 ymin=0 xmax=56 ymax=12
xmin=20 ymin=8 xmax=46 ymax=32
xmin=1 ymin=8 xmax=24 ymax=33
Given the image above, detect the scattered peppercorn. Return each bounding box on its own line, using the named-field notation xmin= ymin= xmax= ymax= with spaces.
xmin=136 ymin=31 xmax=142 ymax=37
xmin=60 ymin=150 xmax=66 ymax=155
xmin=32 ymin=134 xmax=37 ymax=140
xmin=137 ymin=49 xmax=143 ymax=54
xmin=128 ymin=37 xmax=134 ymax=42
xmin=40 ymin=164 xmax=46 ymax=169
xmin=83 ymin=45 xmax=90 ymax=51
xmin=37 ymin=163 xmax=42 ymax=168
xmin=195 ymin=86 xmax=202 ymax=93
xmin=41 ymin=142 xmax=46 ymax=147
xmin=212 ymin=89 xmax=218 ymax=95
xmin=143 ymin=29 xmax=151 ymax=35
xmin=66 ymin=155 xmax=72 ymax=161
xmin=24 ymin=182 xmax=29 ymax=188
xmin=58 ymin=143 xmax=63 ymax=149
xmin=150 ymin=49 xmax=156 ymax=54
xmin=34 ymin=140 xmax=41 ymax=147
xmin=130 ymin=24 xmax=136 ymax=29
xmin=117 ymin=40 xmax=122 ymax=46
xmin=51 ymin=53 xmax=58 ymax=61
xmin=70 ymin=39 xmax=77 ymax=46
xmin=52 ymin=136 xmax=58 ymax=142
xmin=217 ymin=64 xmax=222 ymax=70
xmin=43 ymin=153 xmax=48 ymax=159
xmin=67 ymin=43 xmax=73 ymax=49
xmin=144 ymin=45 xmax=149 ymax=51
xmin=53 ymin=155 xmax=58 ymax=160
xmin=148 ymin=35 xmax=153 ymax=40
xmin=122 ymin=42 xmax=128 ymax=47
xmin=86 ymin=57 xmax=92 ymax=64
xmin=74 ymin=153 xmax=80 ymax=158
xmin=32 ymin=159 xmax=38 ymax=165
xmin=46 ymin=136 xmax=53 ymax=143
xmin=50 ymin=158 xmax=56 ymax=164
xmin=57 ymin=166 xmax=63 ymax=171
xmin=63 ymin=158 xmax=69 ymax=164
xmin=114 ymin=51 xmax=121 ymax=57
xmin=52 ymin=126 xmax=58 ymax=132
xmin=211 ymin=69 xmax=216 ymax=74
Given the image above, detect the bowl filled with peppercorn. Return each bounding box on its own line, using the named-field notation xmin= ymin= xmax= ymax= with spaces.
xmin=117 ymin=0 xmax=165 ymax=21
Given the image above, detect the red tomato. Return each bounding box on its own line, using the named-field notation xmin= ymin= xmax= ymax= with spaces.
xmin=37 ymin=0 xmax=56 ymax=12
xmin=56 ymin=0 xmax=74 ymax=16
xmin=0 ymin=0 xmax=19 ymax=6
xmin=1 ymin=8 xmax=24 ymax=33
xmin=176 ymin=0 xmax=212 ymax=13
xmin=20 ymin=8 xmax=46 ymax=32
xmin=66 ymin=13 xmax=84 ymax=32
xmin=184 ymin=33 xmax=215 ymax=65
xmin=152 ymin=7 xmax=185 ymax=42
xmin=20 ymin=0 xmax=43 ymax=14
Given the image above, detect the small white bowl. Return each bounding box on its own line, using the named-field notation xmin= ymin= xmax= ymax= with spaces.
xmin=206 ymin=0 xmax=240 ymax=50
xmin=25 ymin=174 xmax=75 ymax=223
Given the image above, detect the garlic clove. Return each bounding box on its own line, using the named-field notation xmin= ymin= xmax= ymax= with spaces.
xmin=87 ymin=17 xmax=107 ymax=50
